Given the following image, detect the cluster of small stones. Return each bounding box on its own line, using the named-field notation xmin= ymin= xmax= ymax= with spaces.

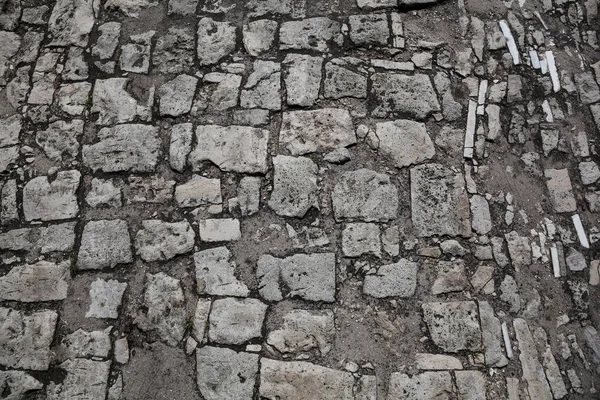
xmin=0 ymin=0 xmax=600 ymax=398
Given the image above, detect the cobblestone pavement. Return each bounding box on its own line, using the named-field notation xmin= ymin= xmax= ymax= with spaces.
xmin=1 ymin=0 xmax=600 ymax=398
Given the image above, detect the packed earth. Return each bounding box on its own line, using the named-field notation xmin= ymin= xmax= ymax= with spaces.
xmin=1 ymin=0 xmax=600 ymax=398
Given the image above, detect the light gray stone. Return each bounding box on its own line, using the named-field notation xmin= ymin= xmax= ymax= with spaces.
xmin=86 ymin=278 xmax=127 ymax=319
xmin=136 ymin=272 xmax=186 ymax=346
xmin=1 ymin=179 xmax=18 ymax=225
xmin=0 ymin=146 xmax=18 ymax=173
xmin=135 ymin=220 xmax=195 ymax=261
xmin=579 ymin=161 xmax=600 ymax=185
xmin=198 ymin=218 xmax=241 ymax=242
xmin=120 ymin=31 xmax=154 ymax=74
xmin=455 ymin=370 xmax=486 ymax=400
xmin=196 ymin=346 xmax=259 ymax=400
xmin=0 ymin=371 xmax=43 ymax=400
xmin=83 ymin=124 xmax=160 ymax=172
xmin=504 ymin=231 xmax=531 ymax=270
xmin=324 ymin=57 xmax=368 ymax=99
xmin=56 ymin=82 xmax=92 ymax=115
xmin=195 ymin=246 xmax=249 ymax=297
xmin=268 ymin=155 xmax=318 ymax=218
xmin=415 ymin=353 xmax=462 ymax=370
xmin=243 ymin=19 xmax=277 ymax=56
xmin=478 ymin=301 xmax=508 ymax=367
xmin=470 ymin=195 xmax=492 ymax=234
xmin=280 ymin=17 xmax=342 ymax=52
xmin=566 ymin=247 xmax=587 ymax=271
xmin=62 ymin=48 xmax=89 ymax=81
xmin=191 ymin=125 xmax=269 ymax=173
xmin=376 ymin=119 xmax=435 ymax=168
xmin=0 ymin=261 xmax=69 ymax=302
xmin=267 ymin=309 xmax=334 ymax=355
xmin=280 ymin=108 xmax=356 ymax=155
xmin=195 ymin=72 xmax=242 ymax=112
xmin=78 ymin=220 xmax=133 ymax=270
xmin=237 ymin=177 xmax=261 ymax=216
xmin=332 ymin=169 xmax=398 ymax=222
xmin=500 ymin=275 xmax=521 ymax=313
xmin=86 ymin=178 xmax=122 ymax=208
xmin=324 ymin=148 xmax=351 ymax=164
xmin=431 ymin=260 xmax=468 ymax=295
xmin=91 ymin=78 xmax=151 ymax=125
xmin=513 ymin=318 xmax=553 ymax=400
xmin=283 ymin=54 xmax=322 ymax=107
xmin=92 ymin=22 xmax=121 ymax=59
xmin=48 ymin=0 xmax=97 ymax=47
xmin=153 ymin=27 xmax=195 ymax=74
xmin=0 ymin=115 xmax=21 ymax=147
xmin=241 ymin=60 xmax=281 ymax=110
xmin=114 ymin=338 xmax=129 ymax=364
xmin=104 ymin=0 xmax=158 ymax=16
xmin=257 ymin=253 xmax=336 ymax=302
xmin=197 ymin=17 xmax=236 ymax=66
xmin=209 ymin=297 xmax=267 ymax=345
xmin=388 ymin=371 xmax=454 ymax=400
xmin=23 ymin=170 xmax=80 ymax=222
xmin=169 ymin=123 xmax=193 ymax=172
xmin=371 ymin=73 xmax=441 ymax=119
xmin=422 ymin=301 xmax=482 ymax=352
xmin=411 ymin=163 xmax=471 ymax=237
xmin=575 ymin=72 xmax=600 ymax=104
xmin=342 ymin=223 xmax=381 ymax=257
xmin=64 ymin=327 xmax=112 ymax=359
xmin=49 ymin=359 xmax=110 ymax=400
xmin=36 ymin=120 xmax=82 ymax=163
xmin=193 ymin=298 xmax=211 ymax=342
xmin=349 ymin=13 xmax=389 ymax=46
xmin=544 ymin=169 xmax=576 ymax=213
xmin=175 ymin=175 xmax=221 ymax=208
xmin=158 ymin=75 xmax=198 ymax=116
xmin=0 ymin=307 xmax=58 ymax=370
xmin=363 ymin=259 xmax=417 ymax=298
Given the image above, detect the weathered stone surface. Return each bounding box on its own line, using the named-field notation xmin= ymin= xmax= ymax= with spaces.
xmin=566 ymin=247 xmax=587 ymax=271
xmin=92 ymin=22 xmax=121 ymax=59
xmin=175 ymin=175 xmax=221 ymax=208
xmin=268 ymin=155 xmax=318 ymax=218
xmin=376 ymin=120 xmax=435 ymax=168
xmin=48 ymin=0 xmax=97 ymax=47
xmin=195 ymin=72 xmax=242 ymax=113
xmin=0 ymin=115 xmax=21 ymax=148
xmin=209 ymin=297 xmax=267 ymax=345
xmin=455 ymin=370 xmax=486 ymax=400
xmin=198 ymin=218 xmax=241 ymax=242
xmin=56 ymin=82 xmax=91 ymax=115
xmin=500 ymin=275 xmax=521 ymax=313
xmin=411 ymin=163 xmax=471 ymax=237
xmin=158 ymin=75 xmax=198 ymax=116
xmin=513 ymin=318 xmax=553 ymax=400
xmin=342 ymin=223 xmax=381 ymax=257
xmin=120 ymin=30 xmax=154 ymax=74
xmin=135 ymin=220 xmax=195 ymax=261
xmin=0 ymin=146 xmax=18 ymax=173
xmin=0 ymin=261 xmax=69 ymax=302
xmin=136 ymin=272 xmax=186 ymax=346
xmin=371 ymin=73 xmax=441 ymax=119
xmin=579 ymin=161 xmax=600 ymax=185
xmin=422 ymin=301 xmax=482 ymax=352
xmin=168 ymin=0 xmax=198 ymax=14
xmin=280 ymin=17 xmax=342 ymax=52
xmin=48 ymin=359 xmax=110 ymax=400
xmin=64 ymin=327 xmax=112 ymax=359
xmin=575 ymin=72 xmax=600 ymax=104
xmin=349 ymin=13 xmax=389 ymax=46
xmin=267 ymin=309 xmax=334 ymax=355
xmin=196 ymin=346 xmax=259 ymax=400
xmin=415 ymin=354 xmax=463 ymax=370
xmin=86 ymin=278 xmax=127 ymax=319
xmin=169 ymin=123 xmax=193 ymax=172
xmin=257 ymin=253 xmax=336 ymax=302
xmin=190 ymin=125 xmax=269 ymax=173
xmin=241 ymin=60 xmax=281 ymax=110
xmin=280 ymin=108 xmax=356 ymax=155
xmin=1 ymin=180 xmax=18 ymax=225
xmin=91 ymin=78 xmax=151 ymax=126
xmin=0 ymin=307 xmax=58 ymax=370
xmin=237 ymin=176 xmax=261 ymax=216
xmin=243 ymin=19 xmax=277 ymax=56
xmin=104 ymin=0 xmax=158 ymax=16
xmin=197 ymin=17 xmax=236 ymax=65
xmin=283 ymin=54 xmax=323 ymax=107
xmin=504 ymin=231 xmax=531 ymax=270
xmin=86 ymin=178 xmax=121 ymax=208
xmin=479 ymin=301 xmax=508 ymax=367
xmin=470 ymin=195 xmax=492 ymax=234
xmin=364 ymin=259 xmax=418 ymax=298
xmin=0 ymin=371 xmax=43 ymax=400
xmin=388 ymin=371 xmax=454 ymax=400
xmin=23 ymin=170 xmax=80 ymax=222
xmin=431 ymin=260 xmax=468 ymax=295
xmin=153 ymin=27 xmax=195 ymax=73
xmin=195 ymin=246 xmax=249 ymax=297
xmin=260 ymin=359 xmax=368 ymax=399
xmin=193 ymin=298 xmax=211 ymax=342
xmin=332 ymin=169 xmax=398 ymax=222
xmin=544 ymin=169 xmax=576 ymax=213
xmin=324 ymin=58 xmax=368 ymax=99
xmin=83 ymin=124 xmax=160 ymax=172
xmin=78 ymin=220 xmax=132 ymax=270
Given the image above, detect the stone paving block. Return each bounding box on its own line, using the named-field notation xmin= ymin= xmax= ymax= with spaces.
xmin=422 ymin=301 xmax=482 ymax=352
xmin=268 ymin=155 xmax=318 ymax=218
xmin=208 ymin=297 xmax=267 ymax=345
xmin=78 ymin=220 xmax=132 ymax=270
xmin=0 ymin=261 xmax=69 ymax=302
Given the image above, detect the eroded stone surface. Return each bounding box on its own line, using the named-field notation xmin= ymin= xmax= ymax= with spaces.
xmin=78 ymin=220 xmax=132 ymax=270
xmin=135 ymin=220 xmax=195 ymax=261
xmin=209 ymin=297 xmax=267 ymax=345
xmin=422 ymin=301 xmax=482 ymax=352
xmin=268 ymin=155 xmax=318 ymax=218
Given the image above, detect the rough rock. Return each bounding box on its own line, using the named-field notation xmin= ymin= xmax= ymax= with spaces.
xmin=376 ymin=119 xmax=435 ymax=168
xmin=388 ymin=371 xmax=454 ymax=400
xmin=86 ymin=178 xmax=122 ymax=208
xmin=504 ymin=231 xmax=531 ymax=270
xmin=470 ymin=195 xmax=492 ymax=234
xmin=197 ymin=17 xmax=237 ymax=65
xmin=411 ymin=163 xmax=471 ymax=237
xmin=544 ymin=169 xmax=577 ymax=213
xmin=513 ymin=318 xmax=553 ymax=400
xmin=237 ymin=177 xmax=261 ymax=216
xmin=86 ymin=278 xmax=128 ymax=319
xmin=0 ymin=115 xmax=21 ymax=148
xmin=243 ymin=19 xmax=277 ymax=56
xmin=120 ymin=31 xmax=154 ymax=74
xmin=0 ymin=371 xmax=43 ymax=400
xmin=195 ymin=246 xmax=249 ymax=297
xmin=349 ymin=13 xmax=390 ymax=46
xmin=241 ymin=60 xmax=281 ymax=110
xmin=257 ymin=253 xmax=336 ymax=302
xmin=500 ymin=275 xmax=521 ymax=313
xmin=363 ymin=259 xmax=418 ymax=298
xmin=49 ymin=359 xmax=110 ymax=400
xmin=283 ymin=54 xmax=323 ymax=106
xmin=574 ymin=72 xmax=600 ymax=104
xmin=23 ymin=171 xmax=80 ymax=221
xmin=48 ymin=0 xmax=97 ymax=47
xmin=64 ymin=327 xmax=112 ymax=359
xmin=208 ymin=297 xmax=267 ymax=345
xmin=135 ymin=220 xmax=195 ymax=261
xmin=0 ymin=261 xmax=69 ymax=302
xmin=478 ymin=301 xmax=508 ymax=367
xmin=279 ymin=17 xmax=342 ymax=52
xmin=342 ymin=223 xmax=381 ymax=257
xmin=91 ymin=78 xmax=151 ymax=126
xmin=92 ymin=22 xmax=121 ymax=59
xmin=267 ymin=309 xmax=335 ymax=355
xmin=280 ymin=108 xmax=356 ymax=155
xmin=371 ymin=73 xmax=441 ymax=119
xmin=579 ymin=161 xmax=600 ymax=185
xmin=415 ymin=353 xmax=462 ymax=370
xmin=324 ymin=58 xmax=368 ymax=99
xmin=422 ymin=301 xmax=482 ymax=352
xmin=268 ymin=155 xmax=318 ymax=218
xmin=198 ymin=218 xmax=241 ymax=242
xmin=190 ymin=125 xmax=269 ymax=173
xmin=78 ymin=220 xmax=132 ymax=270
xmin=175 ymin=175 xmax=222 ymax=208
xmin=566 ymin=247 xmax=587 ymax=271
xmin=169 ymin=123 xmax=193 ymax=172
xmin=153 ymin=27 xmax=195 ymax=74
xmin=431 ymin=260 xmax=469 ymax=295
xmin=158 ymin=75 xmax=198 ymax=116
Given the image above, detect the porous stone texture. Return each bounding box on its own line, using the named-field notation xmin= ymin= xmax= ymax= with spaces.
xmin=77 ymin=220 xmax=132 ymax=270
xmin=208 ymin=297 xmax=268 ymax=345
xmin=371 ymin=73 xmax=441 ymax=119
xmin=422 ymin=301 xmax=482 ymax=352
xmin=363 ymin=259 xmax=418 ymax=298
xmin=23 ymin=171 xmax=80 ymax=222
xmin=0 ymin=261 xmax=69 ymax=302
xmin=135 ymin=220 xmax=195 ymax=261
xmin=268 ymin=155 xmax=318 ymax=218
xmin=195 ymin=246 xmax=249 ymax=297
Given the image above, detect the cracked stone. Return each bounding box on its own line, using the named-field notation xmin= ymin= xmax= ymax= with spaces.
xmin=195 ymin=246 xmax=249 ymax=297
xmin=83 ymin=124 xmax=160 ymax=172
xmin=92 ymin=22 xmax=121 ymax=59
xmin=257 ymin=253 xmax=336 ymax=302
xmin=411 ymin=163 xmax=471 ymax=237
xmin=0 ymin=307 xmax=58 ymax=370
xmin=36 ymin=120 xmax=83 ymax=163
xmin=243 ymin=19 xmax=277 ymax=56
xmin=48 ymin=359 xmax=110 ymax=400
xmin=169 ymin=123 xmax=193 ymax=172
xmin=86 ymin=278 xmax=127 ymax=319
xmin=0 ymin=261 xmax=69 ymax=302
xmin=241 ymin=60 xmax=281 ymax=111
xmin=195 ymin=72 xmax=242 ymax=112
xmin=371 ymin=73 xmax=441 ymax=119
xmin=158 ymin=74 xmax=198 ymax=116
xmin=364 ymin=259 xmax=418 ymax=298
xmin=283 ymin=54 xmax=323 ymax=107
xmin=324 ymin=57 xmax=368 ymax=99
xmin=135 ymin=220 xmax=195 ymax=261
xmin=280 ymin=108 xmax=356 ymax=155
xmin=190 ymin=125 xmax=269 ymax=173
xmin=431 ymin=260 xmax=469 ymax=295
xmin=280 ymin=17 xmax=342 ymax=52
xmin=422 ymin=301 xmax=482 ymax=352
xmin=91 ymin=78 xmax=151 ymax=125
xmin=153 ymin=27 xmax=195 ymax=74
xmin=267 ymin=309 xmax=335 ymax=355
xmin=268 ymin=155 xmax=318 ymax=218
xmin=209 ymin=297 xmax=267 ymax=345
xmin=175 ymin=175 xmax=221 ymax=208
xmin=136 ymin=272 xmax=186 ymax=346
xmin=197 ymin=17 xmax=237 ymax=66
xmin=23 ymin=170 xmax=80 ymax=222
xmin=332 ymin=169 xmax=398 ymax=222
xmin=48 ymin=0 xmax=97 ymax=47
xmin=342 ymin=223 xmax=381 ymax=257
xmin=120 ymin=31 xmax=154 ymax=74
xmin=64 ymin=327 xmax=112 ymax=359
xmin=376 ymin=119 xmax=435 ymax=168
xmin=78 ymin=220 xmax=133 ymax=270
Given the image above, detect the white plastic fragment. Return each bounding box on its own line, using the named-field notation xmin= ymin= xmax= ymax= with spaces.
xmin=542 ymin=100 xmax=554 ymax=122
xmin=551 ymin=245 xmax=560 ymax=277
xmin=546 ymin=51 xmax=561 ymax=92
xmin=464 ymin=100 xmax=477 ymax=159
xmin=572 ymin=214 xmax=590 ymax=249
xmin=502 ymin=322 xmax=514 ymax=359
xmin=529 ymin=50 xmax=541 ymax=69
xmin=499 ymin=20 xmax=520 ymax=65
